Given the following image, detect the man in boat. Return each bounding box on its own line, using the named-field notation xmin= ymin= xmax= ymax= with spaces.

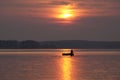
xmin=70 ymin=50 xmax=74 ymax=56
xmin=62 ymin=49 xmax=74 ymax=56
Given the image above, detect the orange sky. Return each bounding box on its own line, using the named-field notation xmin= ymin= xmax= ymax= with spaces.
xmin=1 ymin=0 xmax=120 ymax=18
xmin=0 ymin=0 xmax=120 ymax=41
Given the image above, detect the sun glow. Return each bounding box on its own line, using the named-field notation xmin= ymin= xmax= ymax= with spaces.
xmin=59 ymin=9 xmax=73 ymax=19
xmin=56 ymin=5 xmax=76 ymax=20
xmin=63 ymin=13 xmax=72 ymax=19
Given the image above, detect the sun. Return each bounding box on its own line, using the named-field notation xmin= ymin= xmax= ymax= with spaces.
xmin=53 ymin=5 xmax=79 ymax=23
xmin=62 ymin=13 xmax=72 ymax=19
xmin=58 ymin=9 xmax=73 ymax=19
xmin=56 ymin=5 xmax=75 ymax=20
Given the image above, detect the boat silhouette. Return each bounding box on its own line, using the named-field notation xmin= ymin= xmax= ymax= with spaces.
xmin=62 ymin=50 xmax=74 ymax=56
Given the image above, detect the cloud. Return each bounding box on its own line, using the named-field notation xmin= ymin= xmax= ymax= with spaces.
xmin=50 ymin=1 xmax=71 ymax=5
xmin=73 ymin=0 xmax=120 ymax=16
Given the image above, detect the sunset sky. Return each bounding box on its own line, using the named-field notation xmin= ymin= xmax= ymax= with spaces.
xmin=0 ymin=0 xmax=120 ymax=41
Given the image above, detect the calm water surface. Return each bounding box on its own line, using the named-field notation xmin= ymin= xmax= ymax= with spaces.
xmin=0 ymin=49 xmax=120 ymax=80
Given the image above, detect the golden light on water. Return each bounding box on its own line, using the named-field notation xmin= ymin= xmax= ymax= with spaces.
xmin=61 ymin=57 xmax=72 ymax=80
xmin=62 ymin=49 xmax=71 ymax=53
xmin=56 ymin=49 xmax=72 ymax=80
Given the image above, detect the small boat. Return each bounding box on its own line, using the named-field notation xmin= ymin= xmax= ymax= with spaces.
xmin=62 ymin=50 xmax=74 ymax=56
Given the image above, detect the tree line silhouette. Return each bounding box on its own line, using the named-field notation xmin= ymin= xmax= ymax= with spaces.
xmin=0 ymin=40 xmax=120 ymax=49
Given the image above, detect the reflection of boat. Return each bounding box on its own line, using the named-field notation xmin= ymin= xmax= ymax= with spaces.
xmin=62 ymin=50 xmax=74 ymax=56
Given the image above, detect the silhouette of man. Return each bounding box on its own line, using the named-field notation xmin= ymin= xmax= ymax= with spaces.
xmin=71 ymin=50 xmax=73 ymax=54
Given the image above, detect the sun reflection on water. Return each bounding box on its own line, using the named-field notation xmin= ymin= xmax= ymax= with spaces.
xmin=63 ymin=57 xmax=72 ymax=80
xmin=60 ymin=57 xmax=72 ymax=80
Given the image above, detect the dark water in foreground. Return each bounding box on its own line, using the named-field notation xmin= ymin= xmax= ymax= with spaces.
xmin=0 ymin=49 xmax=120 ymax=80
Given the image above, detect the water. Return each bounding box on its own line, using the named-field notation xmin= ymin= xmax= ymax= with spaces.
xmin=0 ymin=49 xmax=120 ymax=80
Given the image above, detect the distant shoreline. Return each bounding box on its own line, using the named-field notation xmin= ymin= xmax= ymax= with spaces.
xmin=0 ymin=40 xmax=120 ymax=49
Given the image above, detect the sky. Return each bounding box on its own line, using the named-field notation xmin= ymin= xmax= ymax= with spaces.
xmin=0 ymin=0 xmax=120 ymax=41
